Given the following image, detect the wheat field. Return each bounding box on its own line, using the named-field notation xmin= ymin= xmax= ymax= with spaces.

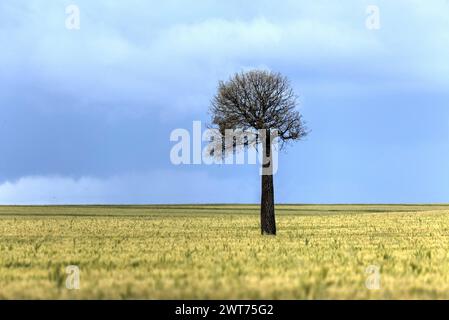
xmin=1 ymin=204 xmax=449 ymax=299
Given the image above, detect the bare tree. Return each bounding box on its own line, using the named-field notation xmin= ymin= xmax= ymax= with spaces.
xmin=208 ymin=70 xmax=308 ymax=235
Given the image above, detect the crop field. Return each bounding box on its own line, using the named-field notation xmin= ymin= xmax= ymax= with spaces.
xmin=1 ymin=204 xmax=449 ymax=299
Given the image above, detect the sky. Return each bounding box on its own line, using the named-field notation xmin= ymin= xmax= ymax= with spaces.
xmin=1 ymin=0 xmax=449 ymax=204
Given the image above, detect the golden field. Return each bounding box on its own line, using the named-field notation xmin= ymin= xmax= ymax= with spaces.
xmin=1 ymin=204 xmax=449 ymax=299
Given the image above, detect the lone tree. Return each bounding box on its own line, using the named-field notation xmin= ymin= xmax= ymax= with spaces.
xmin=208 ymin=70 xmax=308 ymax=235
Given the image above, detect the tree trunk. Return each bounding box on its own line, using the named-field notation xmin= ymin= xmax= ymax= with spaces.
xmin=260 ymin=130 xmax=276 ymax=235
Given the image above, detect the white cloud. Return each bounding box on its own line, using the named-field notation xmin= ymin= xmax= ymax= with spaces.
xmin=2 ymin=1 xmax=449 ymax=205
xmin=2 ymin=0 xmax=449 ymax=117
xmin=0 ymin=171 xmax=258 ymax=204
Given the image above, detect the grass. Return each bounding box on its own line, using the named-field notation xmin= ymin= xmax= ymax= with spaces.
xmin=1 ymin=204 xmax=449 ymax=299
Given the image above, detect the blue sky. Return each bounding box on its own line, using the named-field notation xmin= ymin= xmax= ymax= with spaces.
xmin=1 ymin=0 xmax=449 ymax=204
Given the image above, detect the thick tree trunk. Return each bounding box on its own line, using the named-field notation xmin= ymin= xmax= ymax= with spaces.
xmin=260 ymin=130 xmax=276 ymax=235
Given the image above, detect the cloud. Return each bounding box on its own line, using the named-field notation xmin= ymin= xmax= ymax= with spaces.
xmin=0 ymin=171 xmax=258 ymax=204
xmin=2 ymin=1 xmax=449 ymax=204
xmin=2 ymin=0 xmax=449 ymax=116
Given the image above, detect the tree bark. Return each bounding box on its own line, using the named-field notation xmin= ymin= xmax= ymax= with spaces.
xmin=260 ymin=130 xmax=276 ymax=235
